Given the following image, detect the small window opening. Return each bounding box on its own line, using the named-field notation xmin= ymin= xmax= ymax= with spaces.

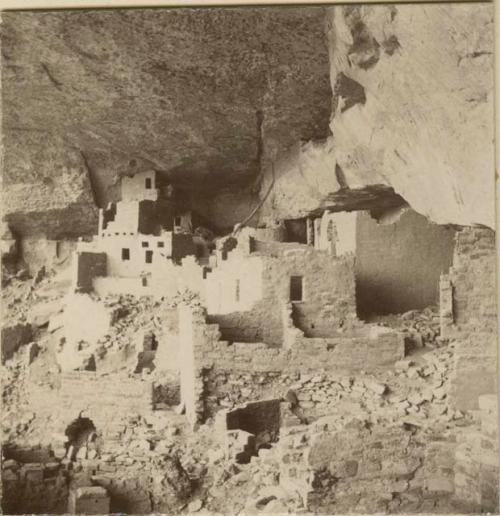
xmin=157 ymin=241 xmax=165 ymax=248
xmin=235 ymin=279 xmax=240 ymax=302
xmin=122 ymin=248 xmax=130 ymax=261
xmin=145 ymin=250 xmax=153 ymax=264
xmin=142 ymin=277 xmax=148 ymax=287
xmin=290 ymin=276 xmax=303 ymax=302
xmin=174 ymin=216 xmax=182 ymax=226
xmin=142 ymin=241 xmax=149 ymax=248
xmin=145 ymin=177 xmax=152 ymax=189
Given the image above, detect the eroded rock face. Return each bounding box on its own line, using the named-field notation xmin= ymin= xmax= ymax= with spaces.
xmin=1 ymin=5 xmax=494 ymax=234
xmin=261 ymin=3 xmax=494 ymax=228
xmin=1 ymin=7 xmax=331 ymax=236
xmin=328 ymin=3 xmax=494 ymax=228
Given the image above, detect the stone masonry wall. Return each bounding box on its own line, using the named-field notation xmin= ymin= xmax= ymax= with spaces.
xmin=208 ymin=242 xmax=357 ymax=345
xmin=2 ymin=459 xmax=69 ymax=514
xmin=28 ymin=372 xmax=153 ymax=440
xmin=278 ymin=417 xmax=436 ymax=514
xmin=73 ymin=251 xmax=107 ymax=293
xmin=356 ymin=209 xmax=456 ymax=318
xmin=454 ymin=394 xmax=499 ymax=513
xmin=199 ymin=331 xmax=404 ymax=374
xmin=179 ymin=305 xmax=404 ymax=425
xmin=446 ymin=228 xmax=497 ymax=410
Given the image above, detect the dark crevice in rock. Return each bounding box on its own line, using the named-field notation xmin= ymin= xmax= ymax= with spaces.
xmin=382 ymin=35 xmax=401 ymax=56
xmin=4 ymin=126 xmax=46 ymax=133
xmin=40 ymin=62 xmax=63 ymax=90
xmin=333 ymin=73 xmax=366 ymax=113
xmin=310 ymin=184 xmax=407 ymax=217
xmin=255 ymin=109 xmax=265 ymax=184
xmin=394 ymin=149 xmax=408 ymax=165
xmin=79 ymin=150 xmax=100 ymax=208
xmin=335 ymin=164 xmax=349 ymax=190
xmin=343 ymin=6 xmax=381 ymax=70
xmin=4 ymin=202 xmax=99 ymax=239
xmin=458 ymin=50 xmax=493 ymax=66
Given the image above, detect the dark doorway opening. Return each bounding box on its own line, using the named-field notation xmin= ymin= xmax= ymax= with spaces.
xmin=284 ymin=218 xmax=307 ymax=244
xmin=290 ymin=276 xmax=303 ymax=302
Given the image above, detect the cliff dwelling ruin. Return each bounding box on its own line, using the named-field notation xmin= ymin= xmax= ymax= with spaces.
xmin=0 ymin=3 xmax=497 ymax=515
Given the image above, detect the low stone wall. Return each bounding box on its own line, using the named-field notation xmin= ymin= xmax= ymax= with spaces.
xmin=28 ymin=372 xmax=154 ymax=441
xmin=278 ymin=418 xmax=456 ymax=514
xmin=200 ymin=331 xmax=403 ymax=373
xmin=179 ymin=305 xmax=404 ymax=427
xmin=1 ymin=442 xmax=191 ymax=514
xmin=1 ymin=458 xmax=69 ymax=514
xmin=454 ymin=394 xmax=499 ymax=512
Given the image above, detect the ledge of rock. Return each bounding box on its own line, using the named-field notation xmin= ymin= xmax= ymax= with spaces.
xmin=261 ymin=4 xmax=494 ymax=229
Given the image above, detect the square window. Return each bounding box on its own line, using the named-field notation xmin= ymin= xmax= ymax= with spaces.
xmin=122 ymin=248 xmax=130 ymax=261
xmin=290 ymin=276 xmax=303 ymax=302
xmin=157 ymin=241 xmax=165 ymax=248
xmin=145 ymin=250 xmax=153 ymax=264
xmin=142 ymin=242 xmax=149 ymax=248
xmin=145 ymin=177 xmax=152 ymax=189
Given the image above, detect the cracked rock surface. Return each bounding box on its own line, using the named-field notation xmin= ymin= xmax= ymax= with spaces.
xmin=1 ymin=7 xmax=331 ymax=237
xmin=260 ymin=3 xmax=494 ymax=228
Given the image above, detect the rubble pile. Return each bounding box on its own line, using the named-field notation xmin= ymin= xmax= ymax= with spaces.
xmin=0 ymin=277 xmax=479 ymax=514
xmin=1 ymin=218 xmax=497 ymax=515
xmin=370 ymin=306 xmax=444 ymax=350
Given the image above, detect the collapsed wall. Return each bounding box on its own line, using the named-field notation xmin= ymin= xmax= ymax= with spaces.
xmin=278 ymin=399 xmax=498 ymax=515
xmin=178 ymin=304 xmax=404 ymax=428
xmin=28 ymin=372 xmax=153 ymax=442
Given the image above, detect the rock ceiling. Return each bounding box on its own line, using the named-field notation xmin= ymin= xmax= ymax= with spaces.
xmin=1 ymin=4 xmax=495 ymax=237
